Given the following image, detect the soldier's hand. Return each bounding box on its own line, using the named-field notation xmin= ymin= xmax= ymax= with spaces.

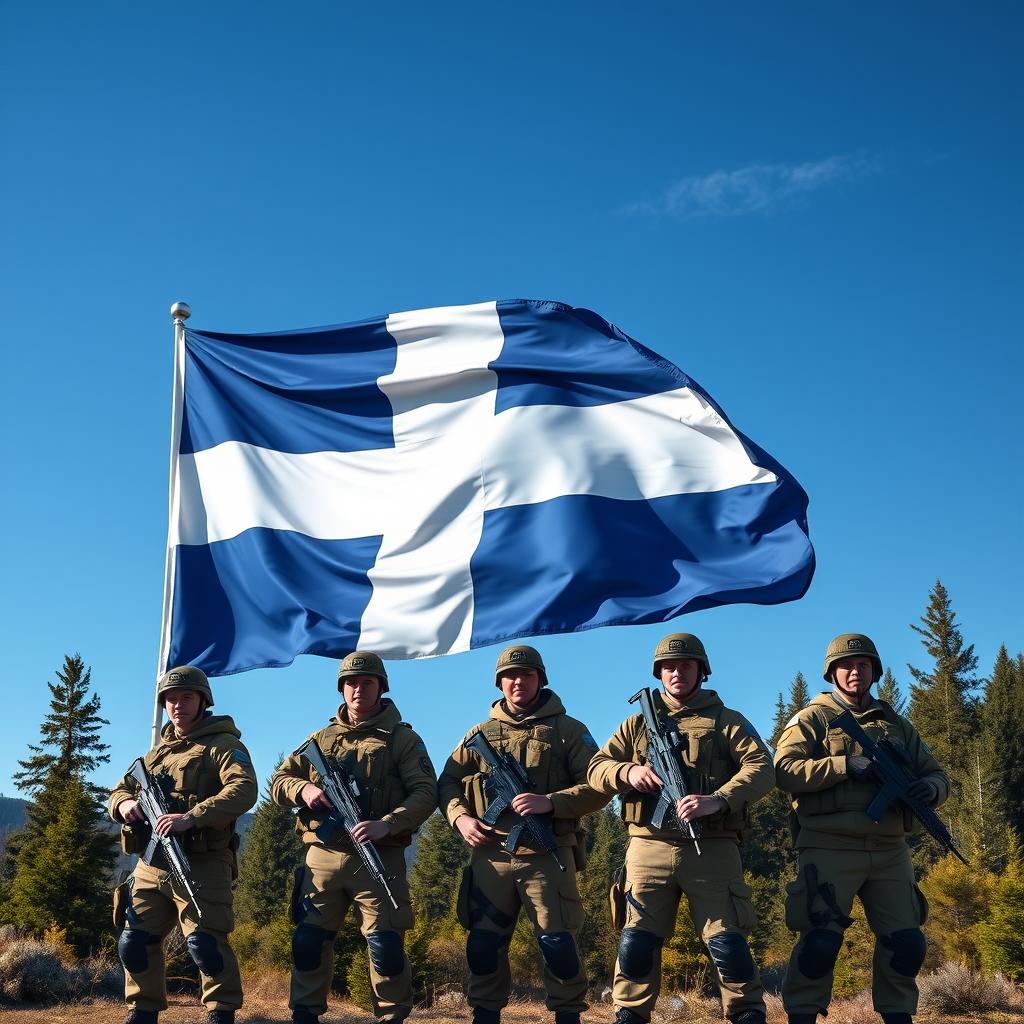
xmin=675 ymin=794 xmax=726 ymax=822
xmin=155 ymin=812 xmax=194 ymax=836
xmin=907 ymin=778 xmax=939 ymax=806
xmin=300 ymin=783 xmax=333 ymax=811
xmin=455 ymin=814 xmax=497 ymax=848
xmin=350 ymin=819 xmax=389 ymax=845
xmin=511 ymin=793 xmax=554 ymax=816
xmin=118 ymin=799 xmax=146 ymax=824
xmin=627 ymin=764 xmax=663 ymax=794
xmin=847 ymin=755 xmax=876 ymax=780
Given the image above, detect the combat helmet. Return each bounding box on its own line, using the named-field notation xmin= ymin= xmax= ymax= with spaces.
xmin=652 ymin=633 xmax=711 ymax=679
xmin=158 ymin=665 xmax=214 ymax=707
xmin=337 ymin=651 xmax=389 ymax=693
xmin=494 ymin=644 xmax=548 ymax=688
xmin=822 ymin=633 xmax=883 ymax=683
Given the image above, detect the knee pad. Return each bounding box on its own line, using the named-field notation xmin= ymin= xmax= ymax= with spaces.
xmin=880 ymin=928 xmax=927 ymax=978
xmin=117 ymin=928 xmax=160 ymax=974
xmin=618 ymin=927 xmax=662 ymax=981
xmin=707 ymin=930 xmax=756 ymax=984
xmin=187 ymin=930 xmax=225 ymax=977
xmin=466 ymin=929 xmax=503 ymax=976
xmin=292 ymin=922 xmax=335 ymax=973
xmin=366 ymin=930 xmax=406 ymax=978
xmin=537 ymin=931 xmax=580 ymax=980
xmin=797 ymin=928 xmax=843 ymax=980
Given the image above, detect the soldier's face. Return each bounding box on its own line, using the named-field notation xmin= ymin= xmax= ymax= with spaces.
xmin=163 ymin=687 xmax=204 ymax=732
xmin=832 ymin=656 xmax=874 ymax=704
xmin=343 ymin=674 xmax=382 ymax=718
xmin=499 ymin=667 xmax=542 ymax=711
xmin=660 ymin=658 xmax=702 ymax=701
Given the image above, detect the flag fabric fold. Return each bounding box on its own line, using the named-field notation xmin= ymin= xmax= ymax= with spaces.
xmin=161 ymin=299 xmax=813 ymax=675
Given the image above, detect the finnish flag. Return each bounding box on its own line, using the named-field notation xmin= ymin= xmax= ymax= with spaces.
xmin=161 ymin=299 xmax=814 ymax=676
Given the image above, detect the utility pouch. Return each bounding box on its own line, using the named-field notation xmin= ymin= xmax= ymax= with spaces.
xmin=572 ymin=830 xmax=587 ymax=871
xmin=609 ymin=863 xmax=627 ymax=931
xmin=120 ymin=823 xmax=148 ymax=856
xmin=112 ymin=877 xmax=138 ymax=929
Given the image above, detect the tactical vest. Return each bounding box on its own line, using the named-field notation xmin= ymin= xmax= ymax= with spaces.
xmin=620 ymin=705 xmax=746 ymax=834
xmin=297 ymin=722 xmax=414 ymax=840
xmin=143 ymin=739 xmax=237 ymax=854
xmin=793 ymin=698 xmax=913 ymax=827
xmin=464 ymin=715 xmax=577 ymax=837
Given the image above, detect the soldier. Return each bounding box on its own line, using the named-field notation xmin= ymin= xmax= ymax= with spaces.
xmin=109 ymin=666 xmax=258 ymax=1024
xmin=775 ymin=634 xmax=951 ymax=1024
xmin=439 ymin=644 xmax=608 ymax=1024
xmin=271 ymin=652 xmax=437 ymax=1024
xmin=588 ymin=633 xmax=773 ymax=1024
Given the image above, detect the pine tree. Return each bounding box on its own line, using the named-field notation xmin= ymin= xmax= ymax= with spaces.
xmin=788 ymin=671 xmax=810 ymax=715
xmin=768 ymin=693 xmax=789 ymax=749
xmin=577 ymin=804 xmax=628 ymax=984
xmin=1 ymin=654 xmax=116 ymax=953
xmin=409 ymin=812 xmax=467 ymax=925
xmin=977 ymin=831 xmax=1024 ymax=982
xmin=907 ymin=580 xmax=980 ymax=857
xmin=235 ymin=761 xmax=305 ymax=927
xmin=983 ymin=647 xmax=1024 ymax=845
xmin=877 ymin=668 xmax=906 ymax=714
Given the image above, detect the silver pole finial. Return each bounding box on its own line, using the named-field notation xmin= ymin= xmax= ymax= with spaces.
xmin=170 ymin=301 xmax=192 ymax=322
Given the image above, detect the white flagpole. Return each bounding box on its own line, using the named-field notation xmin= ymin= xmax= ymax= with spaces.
xmin=152 ymin=301 xmax=190 ymax=747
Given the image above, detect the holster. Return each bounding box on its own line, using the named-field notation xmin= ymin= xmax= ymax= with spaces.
xmin=609 ymin=863 xmax=627 ymax=931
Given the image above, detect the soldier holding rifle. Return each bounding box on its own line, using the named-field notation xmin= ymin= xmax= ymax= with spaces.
xmin=109 ymin=666 xmax=258 ymax=1024
xmin=271 ymin=653 xmax=437 ymax=1024
xmin=439 ymin=645 xmax=608 ymax=1024
xmin=775 ymin=634 xmax=953 ymax=1024
xmin=588 ymin=633 xmax=774 ymax=1024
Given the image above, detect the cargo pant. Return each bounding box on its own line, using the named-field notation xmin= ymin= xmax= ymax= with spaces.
xmin=612 ymin=837 xmax=764 ymax=1021
xmin=457 ymin=846 xmax=587 ymax=1014
xmin=291 ymin=843 xmax=414 ymax=1021
xmin=114 ymin=856 xmax=241 ymax=1013
xmin=782 ymin=845 xmax=928 ymax=1018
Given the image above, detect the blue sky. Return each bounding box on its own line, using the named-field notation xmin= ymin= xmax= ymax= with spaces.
xmin=1 ymin=3 xmax=1020 ymax=798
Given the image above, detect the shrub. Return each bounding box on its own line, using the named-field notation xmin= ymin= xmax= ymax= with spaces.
xmin=0 ymin=928 xmax=121 ymax=1004
xmin=917 ymin=960 xmax=1015 ymax=1014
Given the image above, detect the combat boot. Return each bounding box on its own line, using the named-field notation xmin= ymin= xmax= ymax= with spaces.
xmin=730 ymin=1012 xmax=766 ymax=1024
xmin=880 ymin=1015 xmax=912 ymax=1024
xmin=554 ymin=1014 xmax=581 ymax=1024
xmin=206 ymin=1011 xmax=234 ymax=1024
xmin=614 ymin=1010 xmax=648 ymax=1024
xmin=124 ymin=1010 xmax=158 ymax=1024
xmin=291 ymin=1009 xmax=319 ymax=1024
xmin=472 ymin=1009 xmax=501 ymax=1024
xmin=787 ymin=1015 xmax=818 ymax=1024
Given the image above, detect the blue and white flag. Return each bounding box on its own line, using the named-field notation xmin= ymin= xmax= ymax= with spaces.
xmin=159 ymin=300 xmax=813 ymax=676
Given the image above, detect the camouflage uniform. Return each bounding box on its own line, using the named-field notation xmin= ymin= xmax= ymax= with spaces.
xmin=109 ymin=668 xmax=258 ymax=1019
xmin=271 ymin=653 xmax=437 ymax=1023
xmin=587 ymin=634 xmax=774 ymax=1024
xmin=775 ymin=635 xmax=951 ymax=1024
xmin=439 ymin=646 xmax=608 ymax=1021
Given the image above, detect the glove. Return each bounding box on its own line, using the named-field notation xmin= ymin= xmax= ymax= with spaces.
xmin=846 ymin=755 xmax=877 ymax=781
xmin=906 ymin=778 xmax=939 ymax=806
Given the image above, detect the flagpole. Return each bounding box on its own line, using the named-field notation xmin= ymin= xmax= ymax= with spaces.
xmin=152 ymin=301 xmax=190 ymax=747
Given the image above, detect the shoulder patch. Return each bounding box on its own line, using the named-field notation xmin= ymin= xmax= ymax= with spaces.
xmin=784 ymin=714 xmax=801 ymax=730
xmin=419 ymin=756 xmax=434 ymax=776
xmin=230 ymin=749 xmax=253 ymax=768
xmin=581 ymin=730 xmax=598 ymax=751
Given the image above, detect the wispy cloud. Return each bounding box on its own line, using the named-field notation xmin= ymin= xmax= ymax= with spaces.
xmin=630 ymin=154 xmax=878 ymax=219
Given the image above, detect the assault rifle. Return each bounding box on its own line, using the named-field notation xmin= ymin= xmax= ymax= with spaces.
xmin=463 ymin=730 xmax=565 ymax=871
xmin=628 ymin=687 xmax=703 ymax=854
xmin=830 ymin=710 xmax=968 ymax=865
xmin=296 ymin=739 xmax=399 ymax=909
xmin=127 ymin=758 xmax=203 ymax=920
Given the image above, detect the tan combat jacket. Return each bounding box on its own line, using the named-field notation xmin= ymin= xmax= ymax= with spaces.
xmin=587 ymin=687 xmax=773 ymax=842
xmin=439 ymin=689 xmax=609 ymax=852
xmin=271 ymin=699 xmax=437 ymax=849
xmin=108 ymin=713 xmax=258 ymax=857
xmin=774 ymin=691 xmax=951 ymax=851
